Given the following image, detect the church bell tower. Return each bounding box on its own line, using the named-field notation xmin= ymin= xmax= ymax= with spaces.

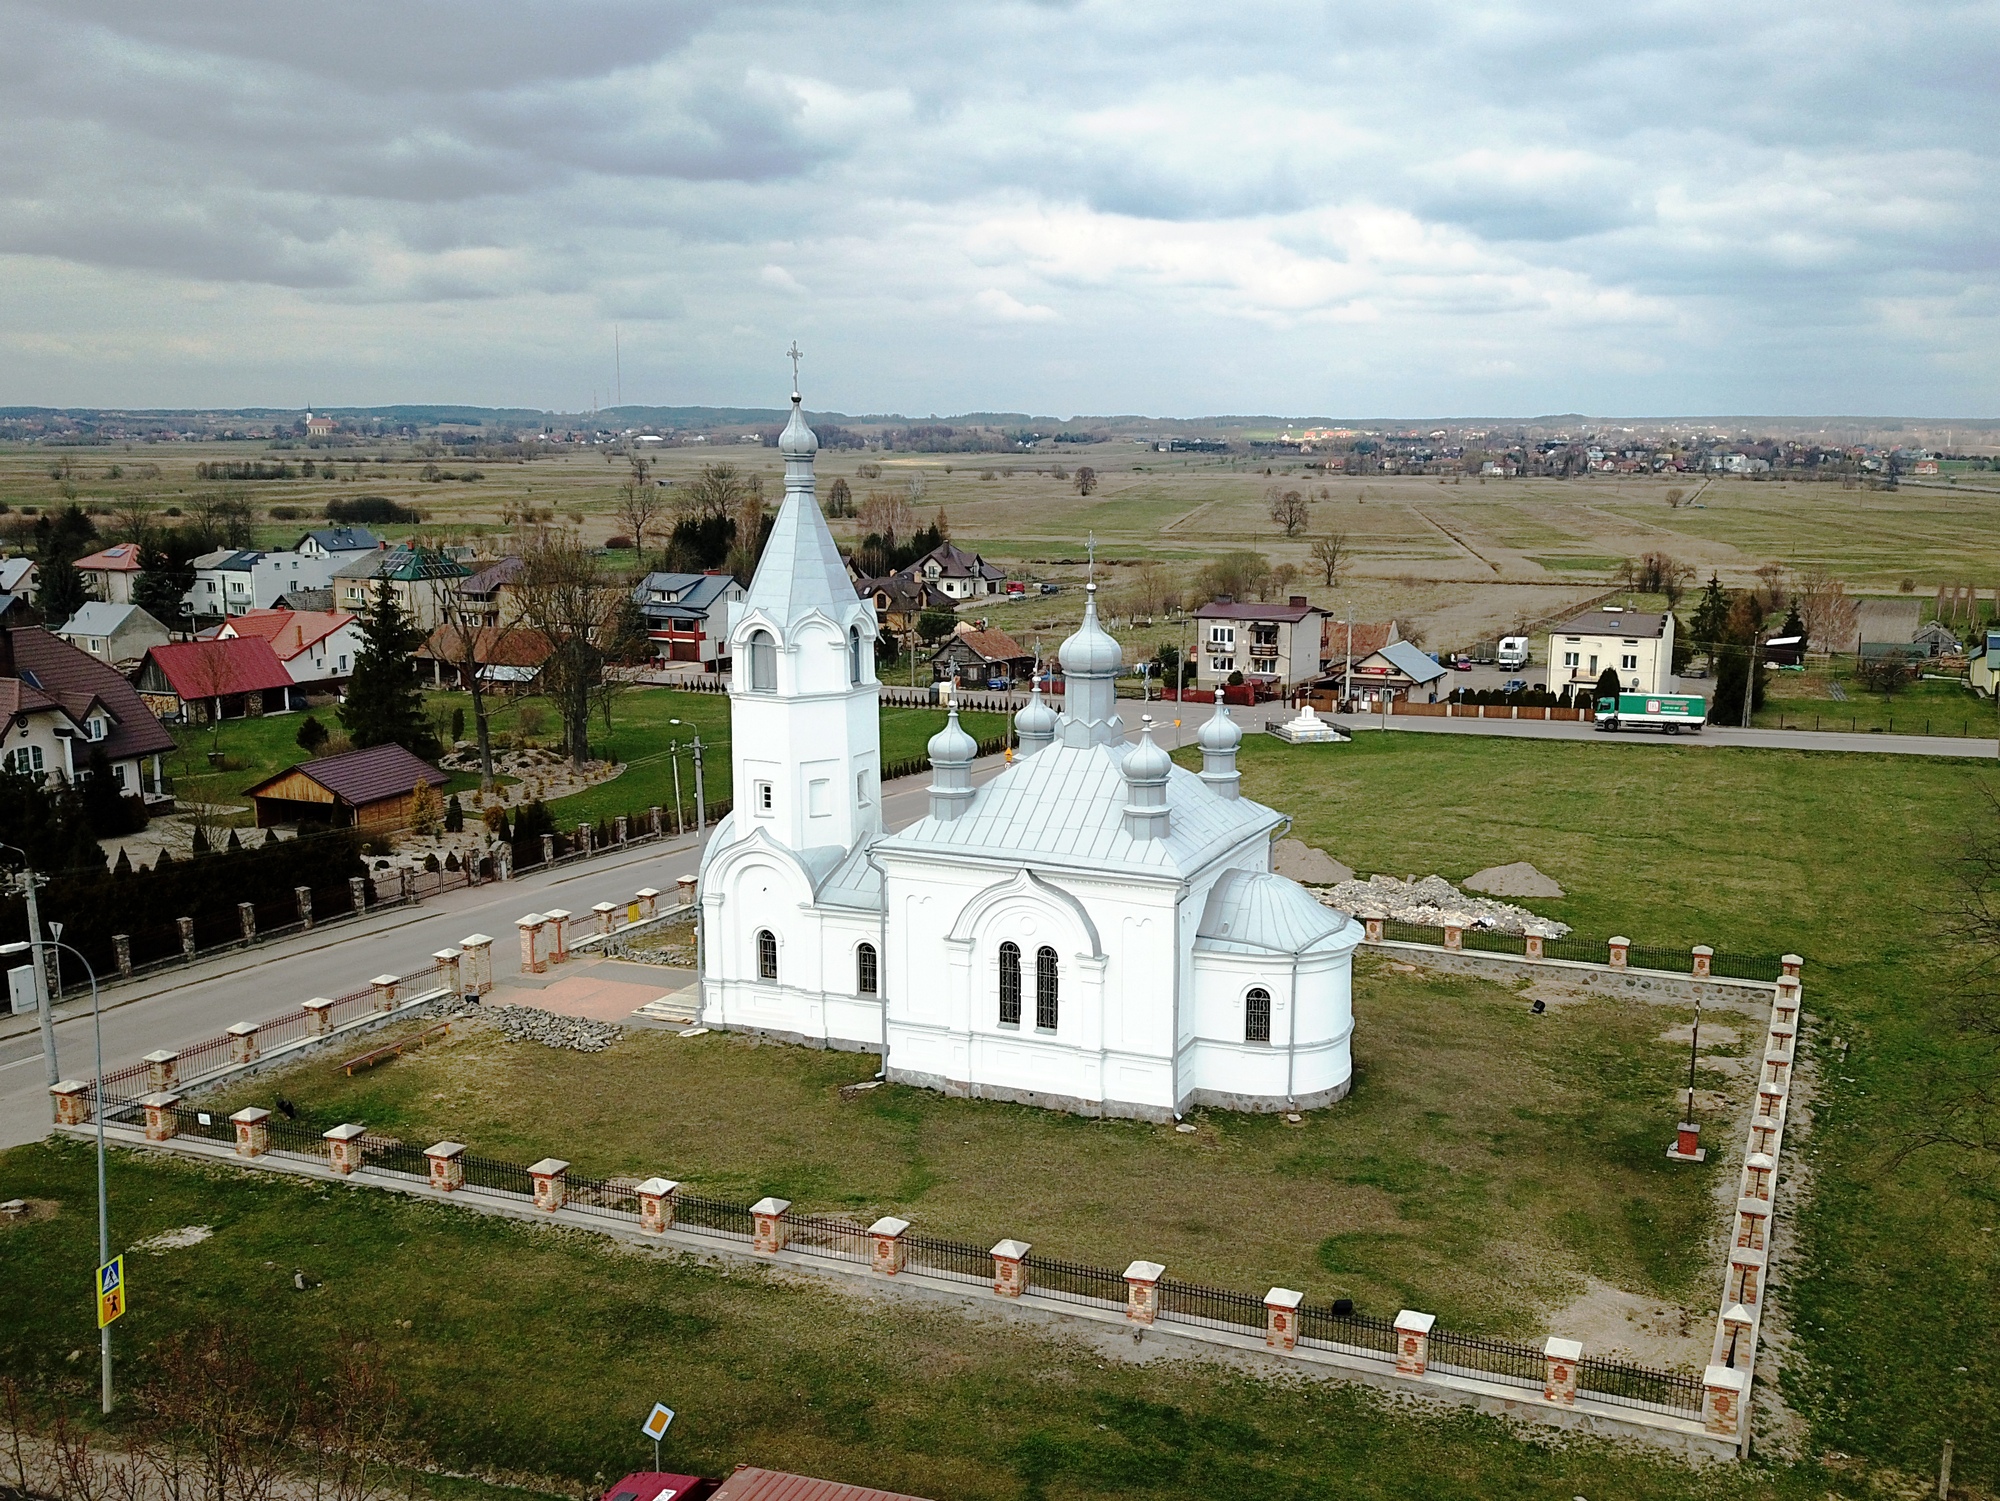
xmin=725 ymin=380 xmax=882 ymax=854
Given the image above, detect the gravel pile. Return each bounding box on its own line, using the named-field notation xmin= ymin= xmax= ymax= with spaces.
xmin=429 ymin=996 xmax=622 ymax=1052
xmin=1315 ymin=873 xmax=1571 ymax=937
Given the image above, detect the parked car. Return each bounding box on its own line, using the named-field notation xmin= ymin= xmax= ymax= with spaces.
xmin=1038 ymin=583 xmax=1060 ymax=595
xmin=1502 ymin=678 xmax=1527 ymax=694
xmin=1454 ymin=656 xmax=1473 ymax=671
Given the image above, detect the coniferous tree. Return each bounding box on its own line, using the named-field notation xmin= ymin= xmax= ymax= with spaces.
xmin=133 ymin=543 xmax=197 ymax=628
xmin=339 ymin=587 xmax=440 ymax=758
xmin=37 ymin=558 xmax=87 ymax=632
xmin=1689 ymin=573 xmax=1731 ymax=663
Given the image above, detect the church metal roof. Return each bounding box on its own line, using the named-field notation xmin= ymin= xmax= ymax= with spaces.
xmin=877 ymin=737 xmax=1281 ymax=878
xmin=1194 ymin=869 xmax=1359 ymax=956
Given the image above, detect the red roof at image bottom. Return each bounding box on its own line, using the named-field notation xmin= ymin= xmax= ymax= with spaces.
xmin=602 ymin=1470 xmax=935 ymax=1501
xmin=602 ymin=1473 xmax=714 ymax=1501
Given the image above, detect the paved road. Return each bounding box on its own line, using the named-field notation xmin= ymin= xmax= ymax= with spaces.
xmin=0 ymin=762 xmax=1002 ymax=1150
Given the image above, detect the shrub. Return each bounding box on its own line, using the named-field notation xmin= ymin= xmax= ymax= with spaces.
xmin=296 ymin=715 xmax=330 ymax=754
xmin=325 ymin=495 xmax=420 ymax=524
xmin=444 ymin=793 xmax=464 ymax=832
xmin=269 ymin=505 xmax=306 ymax=520
xmin=605 ymin=535 xmax=633 ymax=551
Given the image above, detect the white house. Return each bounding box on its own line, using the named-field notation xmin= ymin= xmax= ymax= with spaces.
xmin=696 ymin=393 xmax=1361 ymax=1120
xmin=57 ymin=602 xmax=171 ymax=669
xmin=215 ymin=608 xmax=364 ymax=687
xmin=1548 ymin=607 xmax=1675 ymax=695
xmin=1194 ymin=596 xmax=1326 ymax=691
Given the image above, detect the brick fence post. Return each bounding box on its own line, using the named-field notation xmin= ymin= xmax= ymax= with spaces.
xmin=1702 ymin=1365 xmax=1747 ymax=1438
xmin=541 ymin=833 xmax=555 ymax=866
xmin=869 ymin=1216 xmax=910 ymax=1274
xmin=304 ymin=997 xmax=336 ymax=1035
xmin=433 ymin=949 xmax=461 ymax=996
xmin=676 ymin=874 xmax=697 ymax=908
xmin=1780 ymin=952 xmax=1803 ymax=980
xmin=1264 ymin=1287 xmax=1303 ymax=1351
xmin=517 ymin=914 xmax=548 ymax=974
xmin=637 ymin=887 xmax=661 ymax=919
xmin=177 ymin=917 xmax=195 ymax=958
xmin=227 ymin=1022 xmax=260 ymax=1065
xmin=324 ymin=1123 xmax=365 ymax=1174
xmin=1543 ymin=1337 xmax=1581 ymax=1404
xmin=529 ymin=1158 xmax=569 ymax=1211
xmin=1735 ymin=1198 xmax=1770 ymax=1251
xmin=232 ymin=1106 xmax=270 ymax=1157
xmin=1729 ymin=1245 xmax=1766 ymax=1307
xmin=50 ymin=1080 xmax=89 ymax=1126
xmin=143 ymin=1093 xmax=181 ymax=1142
xmin=1124 ymin=1260 xmax=1164 ymax=1324
xmin=1393 ymin=1310 xmax=1435 ymax=1375
xmin=592 ymin=902 xmax=618 ymax=937
xmin=1608 ymin=936 xmax=1630 ymax=969
xmin=145 ymin=1050 xmax=179 ymax=1092
xmin=1742 ymin=1151 xmax=1776 ymax=1203
xmin=1364 ymin=916 xmax=1384 ymax=942
xmin=1524 ymin=933 xmax=1544 ymax=960
xmin=296 ymin=886 xmax=313 ymax=930
xmin=460 ymin=934 xmax=494 ymax=996
xmin=239 ymin=902 xmax=257 ymax=943
xmin=543 ymin=909 xmax=572 ymax=964
xmin=371 ymin=974 xmax=399 ymax=1012
xmin=112 ymin=935 xmax=132 ymax=977
xmin=425 ymin=1141 xmax=465 ymax=1191
xmin=650 ymin=806 xmax=663 ymax=836
xmin=615 ymin=815 xmax=628 ymax=844
xmin=637 ymin=1178 xmax=680 ymax=1233
xmin=751 ymin=1196 xmax=791 ymax=1251
xmin=1773 ymin=976 xmax=1801 ymax=1025
xmin=348 ymin=876 xmax=367 ymax=914
xmin=495 ymin=843 xmax=512 ymax=881
xmin=1443 ymin=923 xmax=1463 ymax=951
xmin=1691 ymin=944 xmax=1713 ymax=978
xmin=991 ymin=1239 xmax=1030 ymax=1297
xmin=577 ymin=823 xmax=593 ymax=856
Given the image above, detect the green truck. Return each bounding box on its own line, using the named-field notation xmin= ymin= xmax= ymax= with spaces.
xmin=1594 ymin=691 xmax=1707 ymax=734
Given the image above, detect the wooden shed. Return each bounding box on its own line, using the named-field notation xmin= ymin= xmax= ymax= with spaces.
xmin=246 ymin=743 xmax=449 ymax=833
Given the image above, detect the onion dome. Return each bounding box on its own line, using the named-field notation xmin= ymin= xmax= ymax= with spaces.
xmin=928 ymin=704 xmax=977 ymax=767
xmin=778 ymin=392 xmax=818 ymax=457
xmin=1058 ymin=585 xmax=1123 ymax=676
xmin=1121 ymin=715 xmax=1172 ymax=840
xmin=927 ymin=703 xmax=978 ymax=822
xmin=1197 ymin=689 xmax=1243 ymax=754
xmin=1124 ymin=715 xmax=1172 ymax=784
xmin=1012 ymin=682 xmax=1058 ymax=756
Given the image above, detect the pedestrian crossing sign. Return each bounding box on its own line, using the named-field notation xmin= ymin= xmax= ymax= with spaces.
xmin=96 ymin=1255 xmax=125 ymax=1328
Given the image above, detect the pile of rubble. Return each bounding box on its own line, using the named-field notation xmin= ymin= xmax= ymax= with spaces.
xmin=1314 ymin=874 xmax=1570 ymax=938
xmin=431 ymin=996 xmax=621 ymax=1052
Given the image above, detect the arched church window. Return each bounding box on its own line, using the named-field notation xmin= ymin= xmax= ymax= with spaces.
xmin=748 ymin=630 xmax=777 ymax=693
xmin=756 ymin=928 xmax=778 ymax=981
xmin=849 ymin=625 xmax=863 ymax=685
xmin=997 ymin=941 xmax=1021 ymax=1025
xmin=1035 ymin=946 xmax=1058 ymax=1030
xmin=1244 ymin=987 xmax=1272 ymax=1044
xmin=857 ymin=942 xmax=878 ymax=996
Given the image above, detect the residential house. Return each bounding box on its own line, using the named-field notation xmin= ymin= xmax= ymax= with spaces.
xmin=455 ymin=555 xmax=527 ymax=629
xmin=1342 ymin=639 xmax=1451 ymax=703
xmin=1317 ymin=619 xmax=1402 ymax=683
xmin=0 ymin=626 xmax=175 ymax=796
xmin=1548 ymin=607 xmax=1675 ymax=694
xmin=134 ymin=637 xmax=298 ymax=721
xmin=415 ymin=624 xmax=554 ymax=689
xmin=1193 ymin=596 xmax=1328 ymax=691
xmin=929 ymin=622 xmax=1034 ymax=688
xmin=331 ymin=546 xmax=468 ymax=629
xmin=855 ymin=574 xmax=956 ymax=648
xmin=0 ymin=557 xmax=38 ymax=601
xmin=1911 ymin=619 xmax=1961 ymax=659
xmin=72 ymin=542 xmax=145 ymax=605
xmin=1845 ymin=598 xmax=1921 ymax=656
xmin=1971 ymin=630 xmax=2000 ymax=698
xmin=187 ymin=548 xmax=261 ymax=621
xmin=272 ymin=586 xmax=335 ymax=613
xmin=896 ymin=540 xmax=1005 ymax=602
xmin=246 ymin=743 xmax=448 ymax=833
xmin=630 ymin=570 xmax=747 ymax=667
xmin=57 ymin=602 xmax=171 ymax=669
xmin=294 ymin=527 xmax=381 ymax=569
xmin=215 ymin=608 xmax=364 ymax=689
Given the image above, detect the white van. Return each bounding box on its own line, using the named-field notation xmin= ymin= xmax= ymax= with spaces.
xmin=1497 ymin=636 xmax=1530 ymax=669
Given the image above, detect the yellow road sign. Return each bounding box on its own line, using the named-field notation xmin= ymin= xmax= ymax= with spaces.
xmin=96 ymin=1255 xmax=125 ymax=1328
xmin=641 ymin=1402 xmax=675 ymax=1440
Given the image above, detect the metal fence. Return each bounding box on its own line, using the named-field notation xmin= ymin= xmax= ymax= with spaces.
xmin=903 ymin=1231 xmax=993 ymax=1285
xmin=1020 ymin=1252 xmax=1127 ymax=1310
xmin=1296 ymin=1303 xmax=1400 ymax=1359
xmin=1575 ymin=1354 xmax=1705 ymax=1416
xmin=674 ymin=1191 xmax=755 ymax=1241
xmin=789 ymin=1212 xmax=874 ymax=1263
xmin=1426 ymin=1328 xmax=1547 ymax=1390
xmin=1381 ymin=919 xmax=1446 ymax=945
xmin=1156 ymin=1277 xmax=1266 ymax=1335
xmin=1369 ymin=925 xmax=1787 ymax=984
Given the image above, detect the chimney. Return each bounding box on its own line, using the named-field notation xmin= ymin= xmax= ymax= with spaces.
xmin=1290 ymin=596 xmax=1308 ymax=608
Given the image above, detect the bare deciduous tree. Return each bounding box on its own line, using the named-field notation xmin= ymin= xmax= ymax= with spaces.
xmin=615 ymin=456 xmax=664 ymax=559
xmin=1310 ymin=531 xmax=1351 ymax=588
xmin=510 ymin=530 xmax=621 ymax=771
xmin=1794 ymin=564 xmax=1859 ymax=654
xmin=1266 ymin=487 xmax=1309 ymax=537
xmin=858 ymin=489 xmax=915 ymax=543
xmin=1072 ymin=466 xmax=1097 ymax=497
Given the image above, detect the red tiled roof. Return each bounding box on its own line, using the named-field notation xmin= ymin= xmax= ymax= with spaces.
xmin=73 ymin=542 xmax=144 ymax=573
xmin=416 ymin=624 xmax=553 ymax=667
xmin=142 ymin=637 xmax=294 ymax=699
xmin=5 ymin=626 xmax=175 ymax=759
xmin=946 ymin=625 xmax=1029 ymax=662
xmin=221 ymin=609 xmax=356 ymax=661
xmin=1319 ymin=619 xmax=1398 ymax=659
xmin=247 ymin=742 xmax=447 ymax=809
xmin=709 ymin=1468 xmax=934 ymax=1501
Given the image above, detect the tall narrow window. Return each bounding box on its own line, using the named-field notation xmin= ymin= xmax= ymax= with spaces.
xmin=1035 ymin=946 xmax=1058 ymax=1031
xmin=748 ymin=630 xmax=777 ymax=692
xmin=849 ymin=625 xmax=863 ymax=685
xmin=998 ymin=941 xmax=1021 ymax=1025
xmin=756 ymin=929 xmax=778 ymax=981
xmin=857 ymin=942 xmax=878 ymax=996
xmin=1244 ymin=987 xmax=1272 ymax=1044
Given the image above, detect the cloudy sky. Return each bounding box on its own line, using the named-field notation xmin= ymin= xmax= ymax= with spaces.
xmin=2 ymin=0 xmax=1995 ymax=417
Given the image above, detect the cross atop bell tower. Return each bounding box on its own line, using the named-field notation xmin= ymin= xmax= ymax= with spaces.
xmin=786 ymin=340 xmax=803 ymax=395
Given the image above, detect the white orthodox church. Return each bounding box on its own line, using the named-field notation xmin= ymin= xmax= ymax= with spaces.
xmin=696 ymin=392 xmax=1361 ymax=1119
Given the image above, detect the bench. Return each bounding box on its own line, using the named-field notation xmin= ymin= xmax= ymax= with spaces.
xmin=340 ymin=1020 xmax=454 ymax=1076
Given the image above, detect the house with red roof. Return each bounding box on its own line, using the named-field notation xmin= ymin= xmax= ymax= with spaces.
xmin=133 ymin=636 xmax=299 ymax=722
xmin=215 ymin=608 xmax=363 ymax=688
xmin=72 ymin=542 xmax=145 ymax=606
xmin=0 ymin=626 xmax=175 ymax=796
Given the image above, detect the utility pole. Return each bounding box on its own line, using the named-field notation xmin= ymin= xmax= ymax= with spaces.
xmin=691 ymin=735 xmax=706 ymax=836
xmin=1740 ymin=633 xmax=1761 ymax=730
xmin=14 ymin=869 xmax=58 ymax=1085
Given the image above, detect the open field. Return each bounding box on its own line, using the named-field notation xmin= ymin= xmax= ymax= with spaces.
xmin=7 ymin=440 xmax=2000 ymax=654
xmin=0 ymin=1139 xmax=1850 ymax=1501
xmin=200 ymin=953 xmax=1733 ymax=1350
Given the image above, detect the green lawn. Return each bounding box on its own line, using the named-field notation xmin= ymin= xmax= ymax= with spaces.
xmin=1750 ymin=673 xmax=1994 ymax=739
xmin=0 ymin=1140 xmax=1856 ymax=1501
xmin=201 ymin=953 xmax=1726 ymax=1338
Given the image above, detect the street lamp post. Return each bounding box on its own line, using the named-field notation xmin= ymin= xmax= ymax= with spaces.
xmin=2 ymin=936 xmax=107 ymax=1411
